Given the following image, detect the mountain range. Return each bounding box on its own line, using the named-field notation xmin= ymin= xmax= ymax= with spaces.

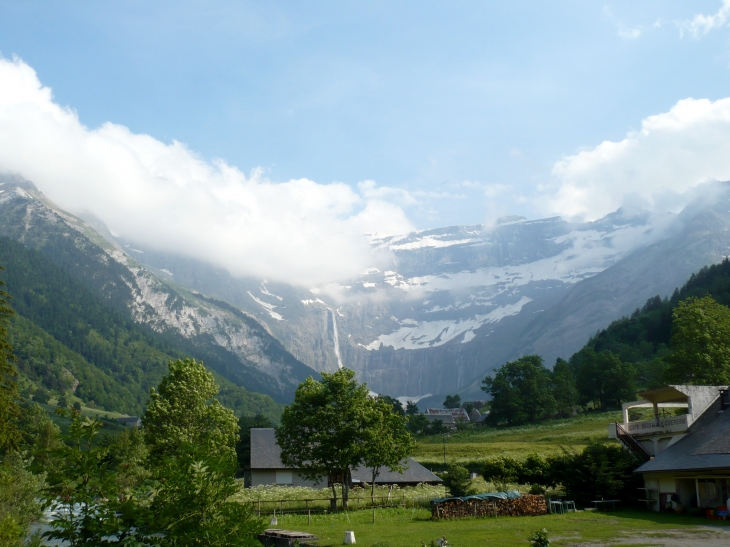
xmin=109 ymin=185 xmax=730 ymax=402
xmin=3 ymin=172 xmax=730 ymax=410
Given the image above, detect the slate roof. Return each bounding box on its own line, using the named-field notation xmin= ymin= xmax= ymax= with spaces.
xmin=351 ymin=459 xmax=442 ymax=484
xmin=635 ymin=397 xmax=730 ymax=474
xmin=250 ymin=428 xmax=441 ymax=483
xmin=251 ymin=428 xmax=288 ymax=469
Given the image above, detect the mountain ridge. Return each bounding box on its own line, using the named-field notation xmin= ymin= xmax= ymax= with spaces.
xmin=0 ymin=174 xmax=318 ymax=404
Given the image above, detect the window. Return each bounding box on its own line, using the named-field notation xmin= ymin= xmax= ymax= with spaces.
xmin=275 ymin=471 xmax=293 ymax=485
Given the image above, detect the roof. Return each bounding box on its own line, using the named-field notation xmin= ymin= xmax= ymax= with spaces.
xmin=635 ymin=396 xmax=730 ymax=474
xmin=426 ymin=408 xmax=470 ymax=421
xmin=351 ymin=458 xmax=442 ymax=484
xmin=251 ymin=428 xmax=288 ymax=469
xmin=250 ymin=428 xmax=441 ymax=483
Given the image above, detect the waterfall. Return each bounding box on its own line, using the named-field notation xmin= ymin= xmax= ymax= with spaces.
xmin=329 ymin=308 xmax=344 ymax=369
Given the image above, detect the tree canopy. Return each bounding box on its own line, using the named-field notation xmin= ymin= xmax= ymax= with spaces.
xmin=443 ymin=394 xmax=461 ymax=409
xmin=573 ymin=348 xmax=636 ymax=409
xmin=666 ymin=295 xmax=730 ymax=384
xmin=276 ymin=368 xmax=414 ymax=507
xmin=143 ymin=358 xmax=239 ymax=464
xmin=481 ymin=355 xmax=556 ymax=425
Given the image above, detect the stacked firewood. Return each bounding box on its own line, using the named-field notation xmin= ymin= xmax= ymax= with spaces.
xmin=431 ymin=494 xmax=546 ymax=519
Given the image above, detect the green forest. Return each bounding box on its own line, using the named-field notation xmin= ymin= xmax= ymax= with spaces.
xmin=481 ymin=258 xmax=730 ymax=426
xmin=0 ymin=236 xmax=280 ymax=421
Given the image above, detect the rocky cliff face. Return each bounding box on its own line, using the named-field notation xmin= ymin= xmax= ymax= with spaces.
xmin=0 ymin=174 xmax=316 ymax=402
xmin=12 ymin=169 xmax=729 ymax=403
xmin=111 ymin=191 xmax=729 ymax=400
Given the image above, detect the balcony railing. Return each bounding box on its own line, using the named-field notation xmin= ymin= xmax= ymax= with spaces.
xmin=622 ymin=414 xmax=689 ymax=436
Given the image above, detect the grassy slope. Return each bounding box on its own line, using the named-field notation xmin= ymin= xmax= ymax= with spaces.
xmin=265 ymin=508 xmax=729 ymax=547
xmin=413 ymin=411 xmax=622 ymax=467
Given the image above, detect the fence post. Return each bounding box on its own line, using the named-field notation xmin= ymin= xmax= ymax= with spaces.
xmin=308 ymin=509 xmax=311 ymax=525
xmin=257 ymin=500 xmax=261 ymax=517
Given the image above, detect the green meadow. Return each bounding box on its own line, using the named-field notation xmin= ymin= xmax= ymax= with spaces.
xmin=263 ymin=507 xmax=730 ymax=547
xmin=413 ymin=411 xmax=623 ymax=468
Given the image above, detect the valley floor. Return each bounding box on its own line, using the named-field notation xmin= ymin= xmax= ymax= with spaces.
xmin=413 ymin=411 xmax=623 ymax=467
xmin=267 ymin=507 xmax=730 ymax=547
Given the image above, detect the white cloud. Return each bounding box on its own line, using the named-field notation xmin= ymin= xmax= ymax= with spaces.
xmin=548 ymin=97 xmax=730 ymax=220
xmin=682 ymin=0 xmax=730 ymax=37
xmin=618 ymin=26 xmax=641 ymax=40
xmin=0 ymin=57 xmax=414 ymax=285
xmin=603 ymin=6 xmax=642 ymax=40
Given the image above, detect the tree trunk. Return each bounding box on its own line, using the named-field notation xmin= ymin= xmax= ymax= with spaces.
xmin=330 ymin=473 xmax=338 ymax=511
xmin=342 ymin=468 xmax=351 ymax=510
xmin=370 ymin=467 xmax=379 ymax=503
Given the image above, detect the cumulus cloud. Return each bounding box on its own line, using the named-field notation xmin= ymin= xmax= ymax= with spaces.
xmin=682 ymin=0 xmax=730 ymax=38
xmin=0 ymin=57 xmax=414 ymax=285
xmin=548 ymin=97 xmax=730 ymax=220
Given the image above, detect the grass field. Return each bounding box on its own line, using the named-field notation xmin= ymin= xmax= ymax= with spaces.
xmin=413 ymin=411 xmax=623 ymax=467
xmin=264 ymin=507 xmax=730 ymax=547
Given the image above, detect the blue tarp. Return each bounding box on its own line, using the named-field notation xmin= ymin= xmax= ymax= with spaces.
xmin=431 ymin=490 xmax=522 ymax=504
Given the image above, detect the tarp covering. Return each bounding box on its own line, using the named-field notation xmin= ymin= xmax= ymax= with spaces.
xmin=431 ymin=490 xmax=522 ymax=504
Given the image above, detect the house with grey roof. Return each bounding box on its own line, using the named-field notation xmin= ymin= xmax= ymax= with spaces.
xmin=250 ymin=428 xmax=442 ymax=488
xmin=612 ymin=386 xmax=730 ymax=512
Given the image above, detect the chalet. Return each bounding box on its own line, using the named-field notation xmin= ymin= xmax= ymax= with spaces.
xmin=250 ymin=428 xmax=442 ymax=487
xmin=609 ymin=385 xmax=730 ymax=512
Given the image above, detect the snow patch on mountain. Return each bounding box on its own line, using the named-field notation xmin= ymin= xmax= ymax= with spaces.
xmin=390 ymin=236 xmax=480 ymax=251
xmin=365 ymin=296 xmax=533 ymax=350
xmin=247 ymin=291 xmax=284 ymax=321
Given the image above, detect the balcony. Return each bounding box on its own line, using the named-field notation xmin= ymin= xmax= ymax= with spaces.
xmin=623 ymin=414 xmax=689 ymax=436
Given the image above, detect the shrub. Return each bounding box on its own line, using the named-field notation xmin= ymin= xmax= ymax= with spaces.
xmin=529 ymin=528 xmax=550 ymax=547
xmin=439 ymin=464 xmax=474 ymax=497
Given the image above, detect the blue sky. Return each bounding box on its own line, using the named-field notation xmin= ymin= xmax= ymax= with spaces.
xmin=2 ymin=1 xmax=730 ymax=282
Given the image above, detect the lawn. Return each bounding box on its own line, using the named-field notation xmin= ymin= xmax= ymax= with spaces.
xmin=413 ymin=411 xmax=623 ymax=467
xmin=266 ymin=507 xmax=730 ymax=547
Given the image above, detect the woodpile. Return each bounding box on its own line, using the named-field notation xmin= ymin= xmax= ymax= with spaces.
xmin=431 ymin=494 xmax=546 ymax=519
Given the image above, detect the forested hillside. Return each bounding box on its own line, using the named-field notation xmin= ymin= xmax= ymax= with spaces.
xmin=579 ymin=258 xmax=730 ymax=371
xmin=0 ymin=235 xmax=281 ymax=419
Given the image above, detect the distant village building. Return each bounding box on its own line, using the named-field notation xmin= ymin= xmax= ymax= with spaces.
xmin=117 ymin=416 xmax=142 ymax=428
xmin=249 ymin=428 xmax=442 ymax=487
xmin=426 ymin=408 xmax=470 ymax=421
xmin=609 ymin=385 xmax=730 ymax=512
xmin=424 ymin=413 xmax=457 ymax=430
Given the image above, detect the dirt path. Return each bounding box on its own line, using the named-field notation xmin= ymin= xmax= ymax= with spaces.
xmin=566 ymin=526 xmax=730 ymax=547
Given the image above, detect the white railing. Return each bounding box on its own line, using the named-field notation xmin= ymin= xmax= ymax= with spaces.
xmin=623 ymin=414 xmax=689 ymax=436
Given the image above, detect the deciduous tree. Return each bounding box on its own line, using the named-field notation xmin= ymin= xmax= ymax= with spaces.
xmin=143 ymin=358 xmax=238 ymax=465
xmin=443 ymin=394 xmax=461 ymax=409
xmin=361 ymin=397 xmax=416 ymax=502
xmin=481 ymin=356 xmax=557 ymax=425
xmin=666 ymin=295 xmax=730 ymax=384
xmin=277 ymin=368 xmax=403 ymax=508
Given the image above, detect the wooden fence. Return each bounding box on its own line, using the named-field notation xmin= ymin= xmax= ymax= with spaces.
xmin=243 ymin=494 xmax=433 ymax=516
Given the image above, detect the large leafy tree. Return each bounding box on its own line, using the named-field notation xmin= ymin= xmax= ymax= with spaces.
xmin=666 ymin=295 xmax=730 ymax=384
xmin=552 ymin=358 xmax=578 ymax=418
xmin=44 ymin=408 xmax=137 ymax=546
xmin=0 ymin=264 xmax=19 ymax=452
xmin=481 ymin=355 xmax=557 ymax=425
xmin=143 ymin=358 xmax=239 ymax=464
xmin=574 ymin=348 xmax=636 ymax=409
xmin=277 ymin=368 xmax=404 ymax=508
xmin=442 ymin=394 xmax=461 ymax=409
xmin=361 ymin=397 xmax=416 ymax=501
xmin=144 ymin=359 xmax=263 ymax=546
